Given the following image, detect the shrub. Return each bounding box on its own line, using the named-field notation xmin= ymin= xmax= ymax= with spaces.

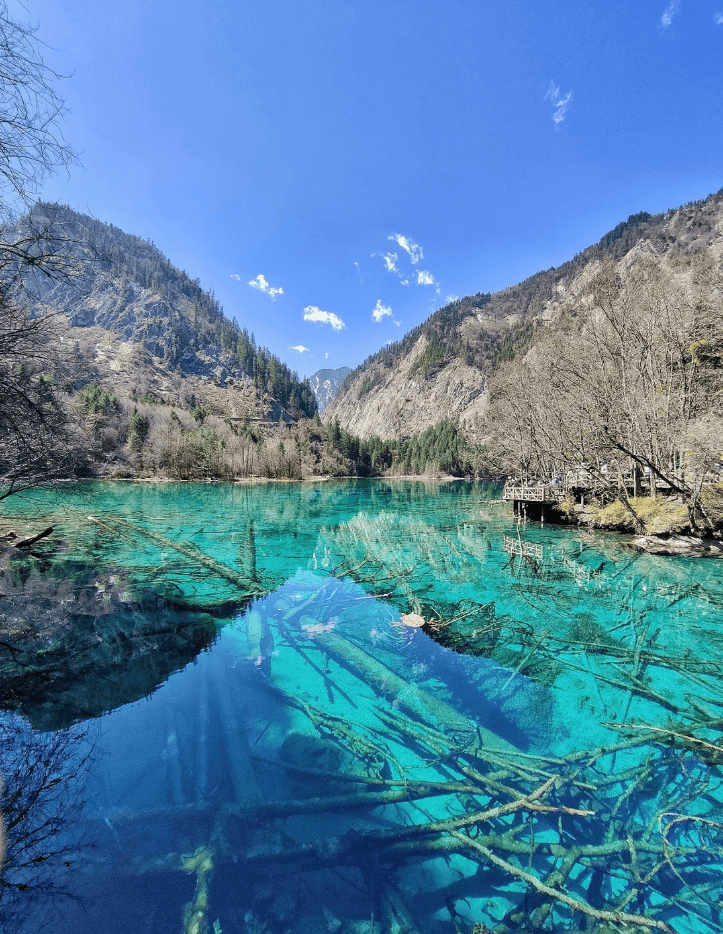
xmin=590 ymin=496 xmax=689 ymax=534
xmin=190 ymin=405 xmax=209 ymax=423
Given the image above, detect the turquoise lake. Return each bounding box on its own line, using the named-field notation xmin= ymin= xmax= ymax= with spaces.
xmin=1 ymin=479 xmax=722 ymax=934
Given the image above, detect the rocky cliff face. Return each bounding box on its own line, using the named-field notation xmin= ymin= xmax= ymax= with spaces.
xmin=325 ymin=336 xmax=489 ymax=439
xmin=325 ymin=189 xmax=723 ymax=440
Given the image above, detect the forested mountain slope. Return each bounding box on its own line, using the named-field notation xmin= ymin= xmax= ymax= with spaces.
xmin=326 ymin=189 xmax=723 ymax=440
xmin=8 ymin=202 xmax=317 ymax=421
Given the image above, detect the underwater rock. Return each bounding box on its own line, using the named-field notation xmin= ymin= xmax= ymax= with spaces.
xmin=279 ymin=731 xmax=343 ymax=773
xmin=342 ymin=922 xmax=382 ymax=934
xmin=322 ymin=906 xmax=342 ymax=933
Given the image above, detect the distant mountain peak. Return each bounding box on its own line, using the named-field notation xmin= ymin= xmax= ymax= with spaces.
xmin=308 ymin=366 xmax=351 ymax=413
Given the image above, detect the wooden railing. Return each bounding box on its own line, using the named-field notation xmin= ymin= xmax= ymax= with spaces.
xmin=503 ymin=483 xmax=565 ymax=503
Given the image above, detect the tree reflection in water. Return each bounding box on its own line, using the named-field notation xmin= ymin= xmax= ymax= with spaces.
xmin=0 ymin=715 xmax=92 ymax=932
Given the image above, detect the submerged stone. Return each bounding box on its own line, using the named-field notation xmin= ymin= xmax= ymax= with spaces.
xmin=279 ymin=731 xmax=343 ymax=773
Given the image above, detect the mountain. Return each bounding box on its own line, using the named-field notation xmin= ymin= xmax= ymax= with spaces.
xmin=325 ymin=189 xmax=723 ymax=440
xmin=308 ymin=366 xmax=351 ymax=413
xmin=9 ymin=202 xmax=317 ymax=422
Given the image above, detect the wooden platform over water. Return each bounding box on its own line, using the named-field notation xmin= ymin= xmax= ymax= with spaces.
xmin=503 ymin=483 xmax=564 ymax=520
xmin=503 ymin=483 xmax=565 ymax=505
xmin=503 ymin=467 xmax=689 ymax=521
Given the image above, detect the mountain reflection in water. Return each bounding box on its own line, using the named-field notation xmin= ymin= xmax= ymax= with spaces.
xmin=1 ymin=479 xmax=722 ymax=934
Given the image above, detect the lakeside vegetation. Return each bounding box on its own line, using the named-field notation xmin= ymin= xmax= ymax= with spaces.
xmin=487 ymin=247 xmax=723 ymax=536
xmin=64 ymin=385 xmax=490 ymax=482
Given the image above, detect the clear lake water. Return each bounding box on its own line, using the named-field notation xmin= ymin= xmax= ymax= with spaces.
xmin=1 ymin=479 xmax=722 ymax=934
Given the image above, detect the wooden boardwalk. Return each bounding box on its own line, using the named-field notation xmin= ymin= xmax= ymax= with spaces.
xmin=504 ymin=467 xmax=681 ymax=507
xmin=503 ymin=483 xmax=565 ymax=505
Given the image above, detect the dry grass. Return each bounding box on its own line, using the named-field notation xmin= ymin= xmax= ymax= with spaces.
xmin=589 ymin=496 xmax=689 ymax=534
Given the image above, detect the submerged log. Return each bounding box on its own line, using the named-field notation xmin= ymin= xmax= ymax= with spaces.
xmin=451 ymin=832 xmax=674 ymax=933
xmin=88 ymin=516 xmax=267 ymax=595
xmin=311 ymin=628 xmax=519 ymax=755
xmin=381 ymin=882 xmax=423 ymax=934
xmin=275 ymin=615 xmax=358 ymax=708
xmin=13 ymin=526 xmax=53 ymax=548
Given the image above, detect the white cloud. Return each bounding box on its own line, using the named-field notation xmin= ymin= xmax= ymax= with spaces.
xmin=383 ymin=252 xmax=399 ymax=273
xmin=303 ymin=306 xmax=346 ymax=331
xmin=660 ymin=1 xmax=680 ymax=27
xmin=371 ymin=299 xmax=393 ymax=323
xmin=715 ymin=12 xmax=723 ymax=23
xmin=400 ymin=278 xmax=410 ymax=286
xmin=446 ymin=294 xmax=460 ymax=303
xmin=389 ymin=233 xmax=423 ymax=265
xmin=248 ymin=273 xmax=284 ymax=299
xmin=417 ymin=270 xmax=438 ymax=286
xmin=325 ymin=352 xmax=329 ymax=359
xmin=545 ymin=81 xmax=573 ymax=125
xmin=230 ymin=274 xmax=242 ymax=281
xmin=289 ymin=344 xmax=309 ymax=354
xmin=354 ymin=261 xmax=365 ymax=284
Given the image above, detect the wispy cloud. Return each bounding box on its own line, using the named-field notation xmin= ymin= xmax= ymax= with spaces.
xmin=383 ymin=252 xmax=399 ymax=273
xmin=230 ymin=274 xmax=241 ymax=281
xmin=325 ymin=352 xmax=329 ymax=359
xmin=545 ymin=81 xmax=573 ymax=125
xmin=417 ymin=270 xmax=438 ymax=287
xmin=289 ymin=344 xmax=309 ymax=354
xmin=371 ymin=299 xmax=393 ymax=323
xmin=715 ymin=11 xmax=723 ymax=24
xmin=373 ymin=233 xmax=440 ymax=291
xmin=354 ymin=261 xmax=365 ymax=284
xmin=389 ymin=234 xmax=423 ymax=265
xmin=248 ymin=273 xmax=283 ymax=299
xmin=303 ymin=306 xmax=345 ymax=331
xmin=660 ymin=0 xmax=680 ymax=27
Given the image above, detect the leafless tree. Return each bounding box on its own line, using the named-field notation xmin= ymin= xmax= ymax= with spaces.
xmin=0 ymin=0 xmax=77 ymax=217
xmin=488 ymin=250 xmax=723 ymax=529
xmin=0 ymin=296 xmax=82 ymax=498
xmin=0 ymin=1 xmax=86 ymax=498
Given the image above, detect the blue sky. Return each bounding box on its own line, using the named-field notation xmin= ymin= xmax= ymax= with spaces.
xmin=15 ymin=0 xmax=723 ymax=377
